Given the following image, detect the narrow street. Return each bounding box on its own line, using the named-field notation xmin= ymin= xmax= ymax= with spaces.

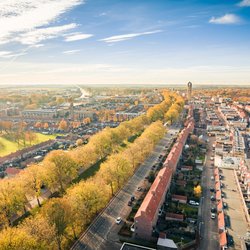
xmin=199 ymin=136 xmax=219 ymax=250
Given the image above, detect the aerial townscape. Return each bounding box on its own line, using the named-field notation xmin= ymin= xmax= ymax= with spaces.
xmin=0 ymin=1 xmax=250 ymax=250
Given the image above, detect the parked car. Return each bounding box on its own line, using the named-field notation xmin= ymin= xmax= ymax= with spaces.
xmin=130 ymin=223 xmax=135 ymax=232
xmin=210 ymin=188 xmax=215 ymax=192
xmin=130 ymin=195 xmax=135 ymax=201
xmin=137 ymin=187 xmax=142 ymax=192
xmin=189 ymin=200 xmax=199 ymax=206
xmin=211 ymin=213 xmax=216 ymax=219
xmin=158 ymin=209 xmax=163 ymax=216
xmin=211 ymin=207 xmax=217 ymax=213
xmin=189 ymin=200 xmax=196 ymax=205
xmin=211 ymin=196 xmax=215 ymax=201
xmin=223 ymin=202 xmax=228 ymax=209
xmin=128 ymin=200 xmax=133 ymax=206
xmin=115 ymin=217 xmax=122 ymax=224
xmin=227 ymin=234 xmax=234 ymax=246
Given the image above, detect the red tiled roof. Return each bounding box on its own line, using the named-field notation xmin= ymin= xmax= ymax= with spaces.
xmin=219 ymin=231 xmax=227 ymax=247
xmin=218 ymin=211 xmax=225 ymax=230
xmin=214 ymin=168 xmax=219 ymax=176
xmin=181 ymin=166 xmax=193 ymax=171
xmin=135 ymin=167 xmax=172 ymax=222
xmin=215 ymin=182 xmax=220 ymax=191
xmin=172 ymin=194 xmax=187 ymax=202
xmin=215 ymin=175 xmax=220 ymax=183
xmin=217 ymin=200 xmax=223 ymax=212
xmin=5 ymin=167 xmax=21 ymax=176
xmin=176 ymin=180 xmax=186 ymax=186
xmin=166 ymin=213 xmax=184 ymax=220
xmin=135 ymin=116 xmax=194 ymax=226
xmin=216 ymin=190 xmax=221 ymax=201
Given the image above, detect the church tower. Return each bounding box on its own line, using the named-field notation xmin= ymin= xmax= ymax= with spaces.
xmin=187 ymin=82 xmax=192 ymax=100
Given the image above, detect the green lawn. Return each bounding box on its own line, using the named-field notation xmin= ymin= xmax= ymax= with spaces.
xmin=0 ymin=133 xmax=57 ymax=157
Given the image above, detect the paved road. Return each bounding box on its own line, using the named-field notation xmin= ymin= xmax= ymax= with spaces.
xmin=71 ymin=126 xmax=180 ymax=250
xmin=199 ymin=136 xmax=219 ymax=250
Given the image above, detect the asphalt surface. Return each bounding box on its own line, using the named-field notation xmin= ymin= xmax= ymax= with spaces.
xmin=71 ymin=126 xmax=180 ymax=250
xmin=199 ymin=137 xmax=219 ymax=250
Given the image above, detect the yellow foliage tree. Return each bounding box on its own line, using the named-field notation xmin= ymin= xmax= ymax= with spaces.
xmin=194 ymin=185 xmax=202 ymax=197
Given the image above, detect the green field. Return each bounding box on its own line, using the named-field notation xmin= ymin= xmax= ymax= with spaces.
xmin=0 ymin=133 xmax=57 ymax=157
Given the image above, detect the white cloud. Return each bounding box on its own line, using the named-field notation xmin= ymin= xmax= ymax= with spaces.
xmin=99 ymin=12 xmax=107 ymax=16
xmin=14 ymin=23 xmax=77 ymax=45
xmin=64 ymin=32 xmax=93 ymax=42
xmin=63 ymin=50 xmax=81 ymax=55
xmin=0 ymin=0 xmax=84 ymax=45
xmin=0 ymin=50 xmax=26 ymax=58
xmin=209 ymin=14 xmax=241 ymax=24
xmin=100 ymin=30 xmax=162 ymax=43
xmin=0 ymin=51 xmax=12 ymax=57
xmin=30 ymin=44 xmax=44 ymax=48
xmin=238 ymin=0 xmax=250 ymax=7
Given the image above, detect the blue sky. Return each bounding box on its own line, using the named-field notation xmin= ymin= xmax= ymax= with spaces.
xmin=0 ymin=0 xmax=250 ymax=85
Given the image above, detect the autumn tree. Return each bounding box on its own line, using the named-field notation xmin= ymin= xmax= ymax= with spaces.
xmin=34 ymin=122 xmax=42 ymax=129
xmin=43 ymin=150 xmax=78 ymax=194
xmin=99 ymin=154 xmax=132 ymax=195
xmin=165 ymin=107 xmax=179 ymax=124
xmin=194 ymin=185 xmax=202 ymax=198
xmin=123 ymin=143 xmax=141 ymax=170
xmin=83 ymin=117 xmax=91 ymax=124
xmin=56 ymin=97 xmax=65 ymax=105
xmin=0 ymin=227 xmax=40 ymax=250
xmin=66 ymin=180 xmax=109 ymax=232
xmin=21 ymin=214 xmax=57 ymax=249
xmin=0 ymin=121 xmax=13 ymax=134
xmin=41 ymin=198 xmax=71 ymax=250
xmin=25 ymin=103 xmax=38 ymax=110
xmin=72 ymin=144 xmax=97 ymax=170
xmin=20 ymin=164 xmax=45 ymax=207
xmin=43 ymin=123 xmax=49 ymax=130
xmin=88 ymin=129 xmax=112 ymax=159
xmin=25 ymin=131 xmax=37 ymax=145
xmin=76 ymin=138 xmax=83 ymax=147
xmin=0 ymin=179 xmax=27 ymax=226
xmin=58 ymin=119 xmax=68 ymax=131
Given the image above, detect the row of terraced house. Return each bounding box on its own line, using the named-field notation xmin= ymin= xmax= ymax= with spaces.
xmin=134 ymin=106 xmax=194 ymax=239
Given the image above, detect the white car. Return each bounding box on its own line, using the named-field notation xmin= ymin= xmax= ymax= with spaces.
xmin=158 ymin=209 xmax=163 ymax=216
xmin=211 ymin=213 xmax=216 ymax=219
xmin=115 ymin=217 xmax=122 ymax=224
xmin=189 ymin=200 xmax=196 ymax=205
xmin=130 ymin=223 xmax=135 ymax=232
xmin=189 ymin=200 xmax=199 ymax=206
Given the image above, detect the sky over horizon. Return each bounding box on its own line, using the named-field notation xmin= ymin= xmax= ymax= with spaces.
xmin=0 ymin=0 xmax=250 ymax=86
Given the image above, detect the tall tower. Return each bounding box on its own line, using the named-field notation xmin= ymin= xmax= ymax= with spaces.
xmin=187 ymin=82 xmax=192 ymax=100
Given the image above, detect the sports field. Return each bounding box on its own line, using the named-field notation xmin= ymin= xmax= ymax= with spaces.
xmin=0 ymin=133 xmax=57 ymax=157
